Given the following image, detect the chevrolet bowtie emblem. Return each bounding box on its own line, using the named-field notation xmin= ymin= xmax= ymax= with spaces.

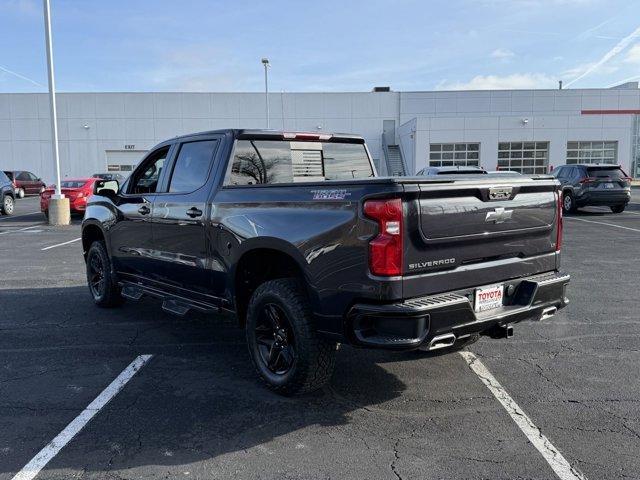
xmin=485 ymin=207 xmax=513 ymax=224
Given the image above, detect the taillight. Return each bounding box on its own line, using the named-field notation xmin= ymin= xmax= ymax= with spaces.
xmin=363 ymin=198 xmax=403 ymax=276
xmin=556 ymin=191 xmax=563 ymax=252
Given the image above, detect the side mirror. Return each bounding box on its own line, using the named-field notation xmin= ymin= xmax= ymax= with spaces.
xmin=94 ymin=179 xmax=119 ymax=197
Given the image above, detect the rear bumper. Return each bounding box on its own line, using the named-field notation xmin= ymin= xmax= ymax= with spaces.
xmin=575 ymin=190 xmax=630 ymax=207
xmin=346 ymin=271 xmax=570 ymax=350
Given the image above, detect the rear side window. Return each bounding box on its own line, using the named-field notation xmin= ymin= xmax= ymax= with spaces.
xmin=587 ymin=167 xmax=626 ymax=179
xmin=0 ymin=171 xmax=9 ymax=184
xmin=225 ymin=140 xmax=373 ymax=186
xmin=168 ymin=140 xmax=218 ymax=193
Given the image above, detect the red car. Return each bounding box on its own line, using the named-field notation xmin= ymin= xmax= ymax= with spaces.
xmin=41 ymin=178 xmax=96 ymax=217
xmin=3 ymin=170 xmax=46 ymax=198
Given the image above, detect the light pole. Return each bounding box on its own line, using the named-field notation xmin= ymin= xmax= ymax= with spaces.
xmin=261 ymin=58 xmax=270 ymax=129
xmin=43 ymin=0 xmax=69 ymax=225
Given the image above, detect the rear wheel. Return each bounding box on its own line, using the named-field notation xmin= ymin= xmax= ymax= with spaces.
xmin=1 ymin=195 xmax=14 ymax=215
xmin=562 ymin=192 xmax=576 ymax=214
xmin=611 ymin=204 xmax=625 ymax=214
xmin=86 ymin=240 xmax=124 ymax=307
xmin=246 ymin=278 xmax=336 ymax=395
xmin=16 ymin=188 xmax=24 ymax=199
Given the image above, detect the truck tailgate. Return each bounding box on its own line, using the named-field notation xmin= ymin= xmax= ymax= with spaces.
xmin=402 ymin=177 xmax=560 ymax=298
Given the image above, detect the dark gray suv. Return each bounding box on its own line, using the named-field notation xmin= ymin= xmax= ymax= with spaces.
xmin=0 ymin=171 xmax=15 ymax=215
xmin=552 ymin=164 xmax=631 ymax=214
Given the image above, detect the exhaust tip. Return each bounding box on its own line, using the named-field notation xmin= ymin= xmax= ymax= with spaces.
xmin=427 ymin=333 xmax=456 ymax=351
xmin=540 ymin=306 xmax=557 ymax=321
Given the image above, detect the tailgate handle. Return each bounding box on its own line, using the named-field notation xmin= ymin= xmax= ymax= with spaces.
xmin=186 ymin=207 xmax=203 ymax=218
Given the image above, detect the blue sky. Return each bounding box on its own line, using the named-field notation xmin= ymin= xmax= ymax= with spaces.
xmin=1 ymin=0 xmax=639 ymax=92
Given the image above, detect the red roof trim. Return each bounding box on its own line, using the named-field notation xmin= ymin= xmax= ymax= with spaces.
xmin=581 ymin=109 xmax=640 ymax=115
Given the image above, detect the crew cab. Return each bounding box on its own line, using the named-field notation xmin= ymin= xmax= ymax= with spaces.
xmin=81 ymin=129 xmax=569 ymax=395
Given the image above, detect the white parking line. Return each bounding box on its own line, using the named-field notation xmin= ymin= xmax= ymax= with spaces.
xmin=460 ymin=352 xmax=587 ymax=480
xmin=565 ymin=216 xmax=640 ymax=233
xmin=0 ymin=224 xmax=43 ymax=235
xmin=41 ymin=237 xmax=81 ymax=251
xmin=0 ymin=211 xmax=42 ymax=221
xmin=11 ymin=355 xmax=153 ymax=480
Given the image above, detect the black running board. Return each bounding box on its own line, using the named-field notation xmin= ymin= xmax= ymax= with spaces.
xmin=119 ymin=281 xmax=221 ymax=317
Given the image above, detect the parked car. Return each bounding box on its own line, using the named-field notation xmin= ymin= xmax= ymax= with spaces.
xmin=92 ymin=173 xmax=125 ymax=182
xmin=0 ymin=171 xmax=15 ymax=215
xmin=82 ymin=129 xmax=569 ymax=395
xmin=552 ymin=164 xmax=632 ymax=213
xmin=416 ymin=166 xmax=487 ymax=175
xmin=41 ymin=178 xmax=97 ymax=218
xmin=488 ymin=170 xmax=522 ymax=176
xmin=2 ymin=170 xmax=46 ymax=198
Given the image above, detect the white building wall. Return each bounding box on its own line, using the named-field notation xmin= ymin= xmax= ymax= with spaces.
xmin=402 ymin=87 xmax=639 ymax=174
xmin=0 ymin=87 xmax=638 ymax=182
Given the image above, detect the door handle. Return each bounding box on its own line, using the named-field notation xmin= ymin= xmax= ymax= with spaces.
xmin=186 ymin=207 xmax=203 ymax=218
xmin=138 ymin=205 xmax=151 ymax=215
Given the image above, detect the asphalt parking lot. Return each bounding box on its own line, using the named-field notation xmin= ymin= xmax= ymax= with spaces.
xmin=1 ymin=193 xmax=639 ymax=480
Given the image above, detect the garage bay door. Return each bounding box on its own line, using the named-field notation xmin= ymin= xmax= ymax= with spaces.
xmin=105 ymin=150 xmax=148 ymax=174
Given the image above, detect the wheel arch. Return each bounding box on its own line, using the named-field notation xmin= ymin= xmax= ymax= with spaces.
xmin=81 ymin=221 xmax=107 ymax=259
xmin=231 ymin=239 xmax=316 ymax=327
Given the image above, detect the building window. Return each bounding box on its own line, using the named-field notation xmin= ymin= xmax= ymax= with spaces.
xmin=498 ymin=141 xmax=549 ymax=174
xmin=429 ymin=143 xmax=480 ymax=167
xmin=566 ymin=141 xmax=617 ymax=165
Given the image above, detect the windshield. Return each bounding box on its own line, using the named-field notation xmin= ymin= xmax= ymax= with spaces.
xmin=226 ymin=140 xmax=374 ymax=185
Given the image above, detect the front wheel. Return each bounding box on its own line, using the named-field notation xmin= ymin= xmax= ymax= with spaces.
xmin=246 ymin=278 xmax=336 ymax=395
xmin=611 ymin=204 xmax=626 ymax=214
xmin=16 ymin=188 xmax=25 ymax=199
xmin=2 ymin=195 xmax=14 ymax=215
xmin=86 ymin=240 xmax=124 ymax=307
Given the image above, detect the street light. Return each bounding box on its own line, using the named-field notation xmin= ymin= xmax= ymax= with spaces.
xmin=261 ymin=58 xmax=270 ymax=129
xmin=43 ymin=0 xmax=69 ymax=225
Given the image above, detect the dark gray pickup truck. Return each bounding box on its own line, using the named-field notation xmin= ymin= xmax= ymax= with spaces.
xmin=82 ymin=129 xmax=569 ymax=395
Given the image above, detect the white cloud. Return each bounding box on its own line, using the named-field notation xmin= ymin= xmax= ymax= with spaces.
xmin=564 ymin=24 xmax=640 ymax=87
xmin=624 ymin=43 xmax=640 ymax=64
xmin=491 ymin=48 xmax=515 ymax=59
xmin=436 ymin=73 xmax=557 ymax=90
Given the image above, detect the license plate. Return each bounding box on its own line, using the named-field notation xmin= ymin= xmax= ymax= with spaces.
xmin=604 ymin=183 xmax=614 ymax=189
xmin=474 ymin=284 xmax=504 ymax=313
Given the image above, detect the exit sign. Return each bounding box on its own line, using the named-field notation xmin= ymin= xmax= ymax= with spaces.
xmin=124 ymin=144 xmax=135 ymax=150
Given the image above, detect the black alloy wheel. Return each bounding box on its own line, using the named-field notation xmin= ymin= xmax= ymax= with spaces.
xmin=254 ymin=303 xmax=296 ymax=375
xmin=88 ymin=249 xmax=106 ymax=300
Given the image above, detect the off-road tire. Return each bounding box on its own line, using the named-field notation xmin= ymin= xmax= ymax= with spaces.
xmin=246 ymin=278 xmax=337 ymax=396
xmin=611 ymin=204 xmax=625 ymax=214
xmin=1 ymin=195 xmax=14 ymax=215
xmin=86 ymin=240 xmax=124 ymax=308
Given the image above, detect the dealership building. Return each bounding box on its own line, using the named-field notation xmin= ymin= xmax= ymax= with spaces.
xmin=1 ymin=82 xmax=639 ymax=181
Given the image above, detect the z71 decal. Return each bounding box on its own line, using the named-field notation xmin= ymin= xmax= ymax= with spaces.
xmin=311 ymin=189 xmax=352 ymax=200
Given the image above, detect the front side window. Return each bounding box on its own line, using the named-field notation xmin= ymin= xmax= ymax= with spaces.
xmin=225 ymin=140 xmax=373 ymax=186
xmin=130 ymin=147 xmax=169 ymax=194
xmin=168 ymin=140 xmax=218 ymax=193
xmin=16 ymin=172 xmax=30 ymax=181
